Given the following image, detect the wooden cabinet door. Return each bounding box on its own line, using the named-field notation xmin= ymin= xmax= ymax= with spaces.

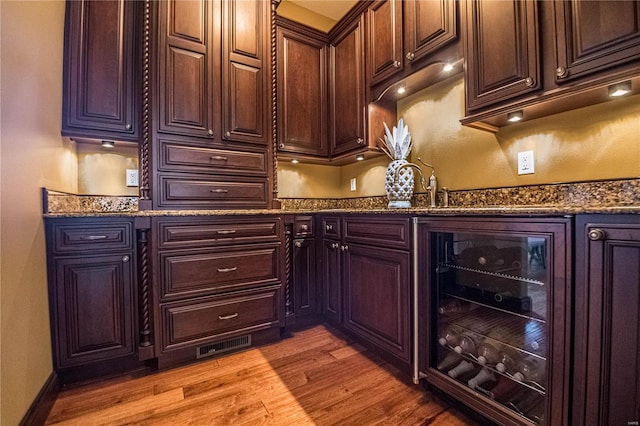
xmin=464 ymin=0 xmax=540 ymax=111
xmin=574 ymin=216 xmax=640 ymax=426
xmin=367 ymin=0 xmax=403 ymax=85
xmin=157 ymin=0 xmax=220 ymax=139
xmin=62 ymin=0 xmax=139 ymax=141
xmin=403 ymin=0 xmax=457 ymax=64
xmin=53 ymin=254 xmax=135 ymax=368
xmin=343 ymin=244 xmax=411 ymax=362
xmin=221 ymin=0 xmax=269 ymax=145
xmin=330 ymin=15 xmax=366 ymax=157
xmin=322 ymin=239 xmax=342 ymax=323
xmin=554 ymin=0 xmax=640 ymax=83
xmin=293 ymin=238 xmax=317 ymax=317
xmin=276 ymin=24 xmax=328 ymax=156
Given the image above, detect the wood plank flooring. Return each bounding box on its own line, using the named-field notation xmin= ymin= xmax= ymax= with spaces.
xmin=46 ymin=324 xmax=479 ymax=425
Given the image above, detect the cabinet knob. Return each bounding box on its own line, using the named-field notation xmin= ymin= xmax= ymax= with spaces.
xmin=122 ymin=255 xmax=130 ymax=263
xmin=279 ymin=143 xmax=285 ymax=149
xmin=225 ymin=131 xmax=231 ymax=138
xmin=294 ymin=241 xmax=302 ymax=248
xmin=357 ymin=137 xmax=364 ymax=145
xmin=556 ymin=66 xmax=568 ymax=78
xmin=392 ymin=60 xmax=401 ymax=68
xmin=588 ymin=228 xmax=606 ymax=241
xmin=524 ymin=77 xmax=535 ymax=87
xmin=125 ymin=124 xmax=132 ymax=130
xmin=207 ymin=129 xmax=214 ymax=136
xmin=300 ymin=224 xmax=309 ymax=231
xmin=340 ymin=245 xmax=348 ymax=251
xmin=326 ymin=224 xmax=334 ymax=231
xmin=405 ymin=52 xmax=414 ymax=61
xmin=331 ymin=242 xmax=339 ymax=249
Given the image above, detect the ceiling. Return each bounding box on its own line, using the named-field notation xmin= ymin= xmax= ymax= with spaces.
xmin=287 ymin=0 xmax=358 ymax=22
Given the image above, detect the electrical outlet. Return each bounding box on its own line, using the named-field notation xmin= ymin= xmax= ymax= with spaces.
xmin=350 ymin=178 xmax=357 ymax=191
xmin=518 ymin=151 xmax=535 ymax=175
xmin=126 ymin=169 xmax=139 ymax=187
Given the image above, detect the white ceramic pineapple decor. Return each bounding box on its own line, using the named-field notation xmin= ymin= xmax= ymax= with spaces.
xmin=381 ymin=118 xmax=414 ymax=208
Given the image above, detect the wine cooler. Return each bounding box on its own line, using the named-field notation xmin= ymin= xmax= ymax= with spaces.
xmin=413 ymin=217 xmax=571 ymax=426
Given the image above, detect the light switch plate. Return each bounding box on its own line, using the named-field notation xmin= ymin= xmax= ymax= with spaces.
xmin=350 ymin=178 xmax=356 ymax=191
xmin=126 ymin=169 xmax=139 ymax=186
xmin=518 ymin=151 xmax=535 ymax=175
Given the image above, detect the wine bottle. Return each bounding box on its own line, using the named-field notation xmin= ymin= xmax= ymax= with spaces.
xmin=476 ymin=377 xmax=520 ymax=401
xmin=438 ymin=324 xmax=462 ymax=347
xmin=476 ymin=339 xmax=503 ymax=365
xmin=436 ymin=352 xmax=463 ymax=371
xmin=456 ymin=245 xmax=498 ymax=268
xmin=504 ymin=388 xmax=544 ymax=416
xmin=454 ymin=331 xmax=482 ymax=356
xmin=495 ymin=346 xmax=523 ymax=374
xmin=525 ymin=398 xmax=546 ymax=424
xmin=467 ymin=368 xmax=496 ymax=390
xmin=512 ymin=356 xmax=546 ymax=384
xmin=438 ymin=298 xmax=477 ymax=315
xmin=447 ymin=360 xmax=475 ymax=379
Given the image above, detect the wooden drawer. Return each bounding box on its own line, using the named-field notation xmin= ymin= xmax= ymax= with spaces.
xmin=161 ymin=286 xmax=280 ymax=350
xmin=157 ymin=174 xmax=269 ymax=209
xmin=159 ymin=243 xmax=280 ymax=300
xmin=49 ymin=219 xmax=133 ymax=254
xmin=294 ymin=215 xmax=314 ymax=237
xmin=344 ymin=216 xmax=411 ymax=250
xmin=158 ymin=139 xmax=268 ymax=176
xmin=322 ymin=216 xmax=341 ymax=239
xmin=155 ymin=216 xmax=281 ymax=249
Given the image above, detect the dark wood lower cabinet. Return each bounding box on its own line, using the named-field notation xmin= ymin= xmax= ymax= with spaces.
xmin=292 ymin=237 xmax=317 ymax=318
xmin=573 ymin=215 xmax=640 ymax=426
xmin=322 ymin=238 xmax=342 ymax=324
xmin=45 ymin=218 xmax=142 ymax=384
xmin=343 ymin=243 xmax=411 ymax=363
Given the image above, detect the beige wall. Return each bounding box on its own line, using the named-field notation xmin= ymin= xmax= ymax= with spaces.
xmin=277 ymin=0 xmax=337 ymax=32
xmin=77 ymin=143 xmax=139 ymax=196
xmin=0 ymin=1 xmax=70 ymax=424
xmin=278 ymin=75 xmax=640 ymax=198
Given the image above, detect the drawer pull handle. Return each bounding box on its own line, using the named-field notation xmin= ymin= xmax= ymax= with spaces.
xmin=217 ymin=267 xmax=237 ymax=273
xmin=216 ymin=230 xmax=236 ymax=235
xmin=210 ymin=156 xmax=228 ymax=161
xmin=80 ymin=235 xmax=108 ymax=240
xmin=210 ymin=189 xmax=229 ymax=194
xmin=218 ymin=313 xmax=239 ymax=320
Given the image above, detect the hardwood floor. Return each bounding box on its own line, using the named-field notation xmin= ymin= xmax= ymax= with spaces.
xmin=46 ymin=324 xmax=478 ymax=425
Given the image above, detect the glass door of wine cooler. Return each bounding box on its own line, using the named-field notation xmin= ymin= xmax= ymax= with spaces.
xmin=415 ymin=218 xmax=571 ymax=426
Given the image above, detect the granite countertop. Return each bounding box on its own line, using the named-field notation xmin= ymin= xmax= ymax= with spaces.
xmin=42 ymin=179 xmax=640 ymax=217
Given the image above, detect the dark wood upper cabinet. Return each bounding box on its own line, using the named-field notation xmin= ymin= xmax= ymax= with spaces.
xmin=554 ymin=0 xmax=640 ymax=83
xmin=330 ymin=14 xmax=366 ymax=157
xmin=573 ymin=215 xmax=640 ymax=426
xmin=221 ymin=0 xmax=270 ymax=146
xmin=367 ymin=0 xmax=404 ymax=86
xmin=156 ymin=0 xmax=220 ymax=139
xmin=404 ymin=0 xmax=457 ymax=65
xmin=276 ymin=20 xmax=328 ymax=157
xmin=464 ymin=0 xmax=541 ymax=111
xmin=62 ymin=0 xmax=140 ymax=142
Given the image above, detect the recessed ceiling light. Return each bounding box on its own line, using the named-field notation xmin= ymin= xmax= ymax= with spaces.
xmin=291 ymin=159 xmax=299 ymax=164
xmin=356 ymin=154 xmax=365 ymax=161
xmin=397 ymin=86 xmax=406 ymax=94
xmin=101 ymin=140 xmax=115 ymax=148
xmin=507 ymin=111 xmax=524 ymax=123
xmin=608 ymin=81 xmax=631 ymax=97
xmin=443 ymin=63 xmax=454 ymax=72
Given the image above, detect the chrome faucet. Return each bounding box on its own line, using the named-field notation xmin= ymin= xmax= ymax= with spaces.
xmin=417 ymin=158 xmax=438 ymax=207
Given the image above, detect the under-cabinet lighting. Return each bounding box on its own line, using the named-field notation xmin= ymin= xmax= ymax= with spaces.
xmin=290 ymin=159 xmax=299 ymax=164
xmin=608 ymin=81 xmax=631 ymax=97
xmin=101 ymin=140 xmax=115 ymax=148
xmin=396 ymin=86 xmax=406 ymax=94
xmin=442 ymin=63 xmax=454 ymax=72
xmin=507 ymin=111 xmax=524 ymax=123
xmin=356 ymin=154 xmax=365 ymax=161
